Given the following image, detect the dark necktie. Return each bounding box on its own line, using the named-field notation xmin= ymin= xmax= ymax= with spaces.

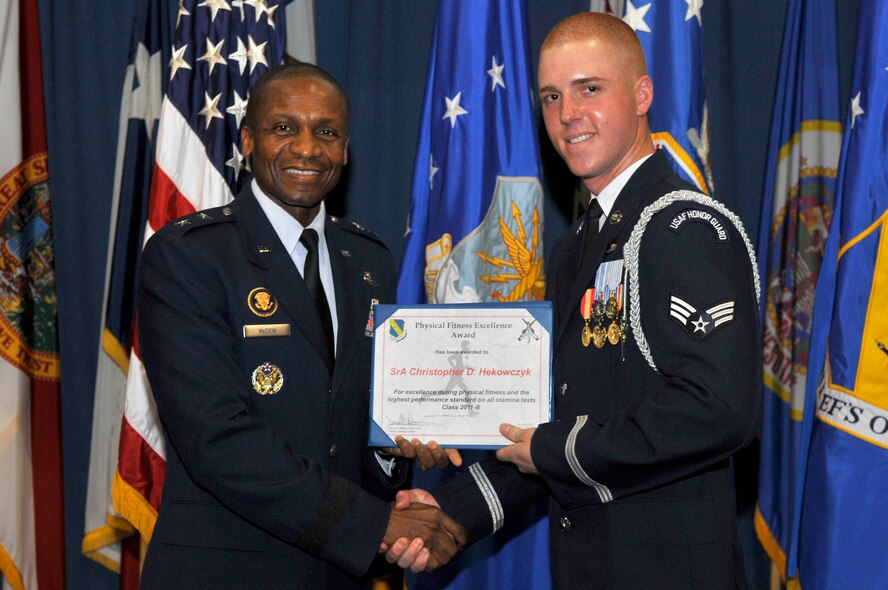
xmin=581 ymin=197 xmax=604 ymax=265
xmin=299 ymin=228 xmax=335 ymax=364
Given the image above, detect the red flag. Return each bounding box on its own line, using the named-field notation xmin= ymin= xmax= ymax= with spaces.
xmin=0 ymin=1 xmax=65 ymax=588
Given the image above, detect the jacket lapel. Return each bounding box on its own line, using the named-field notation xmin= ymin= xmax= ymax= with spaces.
xmin=232 ymin=189 xmax=334 ymax=373
xmin=555 ymin=152 xmax=676 ymax=348
xmin=325 ymin=222 xmax=372 ymax=403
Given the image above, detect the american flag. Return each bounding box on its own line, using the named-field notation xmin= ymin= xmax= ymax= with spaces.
xmin=114 ymin=0 xmax=286 ymax=542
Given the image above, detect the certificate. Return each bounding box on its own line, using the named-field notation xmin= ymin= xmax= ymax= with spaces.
xmin=369 ymin=302 xmax=552 ymax=449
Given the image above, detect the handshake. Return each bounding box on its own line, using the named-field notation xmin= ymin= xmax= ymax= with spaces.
xmin=379 ymin=435 xmax=465 ymax=573
xmin=377 ymin=424 xmax=537 ymax=573
xmin=380 ymin=488 xmax=460 ymax=574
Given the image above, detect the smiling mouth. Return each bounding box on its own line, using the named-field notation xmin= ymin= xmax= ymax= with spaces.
xmin=567 ymin=133 xmax=594 ymax=144
xmin=284 ymin=168 xmax=321 ymax=176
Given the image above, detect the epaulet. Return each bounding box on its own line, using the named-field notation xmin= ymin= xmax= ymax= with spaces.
xmin=328 ymin=215 xmax=385 ymax=245
xmin=164 ymin=205 xmax=236 ymax=236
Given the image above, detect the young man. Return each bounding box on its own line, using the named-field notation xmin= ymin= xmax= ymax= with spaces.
xmin=387 ymin=13 xmax=762 ymax=589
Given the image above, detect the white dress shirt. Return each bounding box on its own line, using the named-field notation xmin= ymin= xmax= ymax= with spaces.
xmin=252 ymin=179 xmax=339 ymax=354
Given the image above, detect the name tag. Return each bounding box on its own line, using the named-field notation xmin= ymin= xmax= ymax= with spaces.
xmin=243 ymin=324 xmax=291 ymax=338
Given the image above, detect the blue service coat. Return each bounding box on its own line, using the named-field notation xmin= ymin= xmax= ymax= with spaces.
xmin=435 ymin=151 xmax=762 ymax=590
xmin=138 ymin=187 xmax=401 ymax=589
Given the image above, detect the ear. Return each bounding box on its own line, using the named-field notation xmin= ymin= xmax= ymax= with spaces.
xmin=635 ymin=75 xmax=653 ymax=117
xmin=241 ymin=126 xmax=254 ymax=158
xmin=343 ymin=137 xmax=349 ymax=166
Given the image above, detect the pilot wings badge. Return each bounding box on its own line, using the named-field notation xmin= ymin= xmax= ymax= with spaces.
xmin=669 ymin=295 xmax=735 ymax=341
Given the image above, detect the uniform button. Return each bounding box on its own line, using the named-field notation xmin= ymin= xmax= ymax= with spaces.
xmin=559 ymin=517 xmax=572 ymax=532
xmin=328 ymin=444 xmax=338 ymax=458
xmin=560 ymin=383 xmax=569 ymax=396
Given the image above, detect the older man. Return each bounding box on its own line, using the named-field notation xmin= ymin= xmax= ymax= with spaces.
xmin=138 ymin=63 xmax=465 ymax=589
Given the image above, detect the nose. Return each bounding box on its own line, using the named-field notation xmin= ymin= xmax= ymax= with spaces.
xmin=559 ymin=95 xmax=580 ymax=125
xmin=288 ymin=131 xmax=320 ymax=158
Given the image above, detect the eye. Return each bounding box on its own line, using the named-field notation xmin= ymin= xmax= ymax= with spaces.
xmin=272 ymin=124 xmax=292 ymax=135
xmin=582 ymin=85 xmax=600 ymax=95
xmin=541 ymin=93 xmax=560 ymax=105
xmin=317 ymin=128 xmax=341 ymax=140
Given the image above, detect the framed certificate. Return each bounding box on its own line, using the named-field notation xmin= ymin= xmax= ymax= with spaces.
xmin=369 ymin=302 xmax=553 ymax=449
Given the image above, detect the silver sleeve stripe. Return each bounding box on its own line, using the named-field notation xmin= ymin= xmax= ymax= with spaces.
xmin=565 ymin=416 xmax=613 ymax=503
xmin=469 ymin=463 xmax=504 ymax=534
xmin=624 ymin=190 xmax=761 ymax=373
xmin=713 ymin=316 xmax=733 ymax=327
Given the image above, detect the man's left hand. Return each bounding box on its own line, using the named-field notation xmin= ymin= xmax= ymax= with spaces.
xmin=386 ymin=437 xmax=463 ymax=471
xmin=495 ymin=423 xmax=537 ymax=474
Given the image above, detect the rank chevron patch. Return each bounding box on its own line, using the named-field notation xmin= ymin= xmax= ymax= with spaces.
xmin=669 ymin=294 xmax=735 ymax=340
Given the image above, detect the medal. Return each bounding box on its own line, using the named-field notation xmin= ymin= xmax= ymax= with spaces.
xmin=582 ymin=324 xmax=593 ymax=347
xmin=607 ymin=321 xmax=622 ymax=345
xmin=592 ymin=325 xmax=607 ymax=348
xmin=580 ymin=289 xmax=595 ymax=347
xmin=592 ymin=299 xmax=605 ymax=322
xmin=605 ymin=294 xmax=618 ymax=319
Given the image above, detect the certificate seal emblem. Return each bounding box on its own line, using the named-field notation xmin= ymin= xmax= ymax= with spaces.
xmin=252 ymin=362 xmax=284 ymax=395
xmin=248 ymin=287 xmax=278 ymax=317
xmin=388 ymin=318 xmax=407 ymax=342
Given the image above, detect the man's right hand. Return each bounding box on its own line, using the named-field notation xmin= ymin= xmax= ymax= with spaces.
xmin=382 ymin=496 xmax=463 ymax=573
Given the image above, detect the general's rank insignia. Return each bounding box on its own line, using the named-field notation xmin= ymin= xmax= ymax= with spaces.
xmin=252 ymin=362 xmax=284 ymax=395
xmin=388 ymin=319 xmax=406 ymax=342
xmin=247 ymin=287 xmax=278 ymax=317
xmin=669 ymin=295 xmax=735 ymax=340
xmin=364 ymin=298 xmax=379 ymax=337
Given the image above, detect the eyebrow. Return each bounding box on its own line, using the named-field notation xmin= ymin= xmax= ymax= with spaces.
xmin=538 ymin=76 xmax=606 ymax=95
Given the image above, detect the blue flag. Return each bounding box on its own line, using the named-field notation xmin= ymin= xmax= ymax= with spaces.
xmin=397 ymin=0 xmax=545 ymax=306
xmin=397 ymin=1 xmax=550 ymax=589
xmin=624 ymin=0 xmax=711 ymax=192
xmin=752 ymin=0 xmax=841 ymax=581
xmin=795 ymin=1 xmax=888 ymax=586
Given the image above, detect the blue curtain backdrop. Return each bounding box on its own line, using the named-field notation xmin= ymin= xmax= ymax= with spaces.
xmin=35 ymin=1 xmax=860 ymax=588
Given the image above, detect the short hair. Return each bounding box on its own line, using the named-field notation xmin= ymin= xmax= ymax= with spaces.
xmin=243 ymin=62 xmax=351 ymax=129
xmin=542 ymin=12 xmax=647 ymax=77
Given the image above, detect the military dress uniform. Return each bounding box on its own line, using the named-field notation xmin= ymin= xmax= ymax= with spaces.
xmin=435 ymin=151 xmax=763 ymax=589
xmin=138 ymin=187 xmax=401 ymax=589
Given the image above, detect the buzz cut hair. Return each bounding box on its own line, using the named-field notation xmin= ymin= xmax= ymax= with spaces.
xmin=243 ymin=61 xmax=351 ymax=129
xmin=542 ymin=12 xmax=647 ymax=77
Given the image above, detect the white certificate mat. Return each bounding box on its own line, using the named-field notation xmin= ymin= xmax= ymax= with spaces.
xmin=370 ymin=303 xmax=552 ymax=449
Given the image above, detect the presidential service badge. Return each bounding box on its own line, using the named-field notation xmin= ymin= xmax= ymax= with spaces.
xmin=247 ymin=287 xmax=278 ymax=317
xmin=252 ymin=362 xmax=284 ymax=395
xmin=669 ymin=294 xmax=735 ymax=341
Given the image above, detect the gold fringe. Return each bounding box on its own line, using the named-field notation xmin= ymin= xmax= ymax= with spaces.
xmin=754 ymin=505 xmax=787 ymax=582
xmin=0 ymin=542 xmax=25 ymax=590
xmin=112 ymin=470 xmax=158 ymax=542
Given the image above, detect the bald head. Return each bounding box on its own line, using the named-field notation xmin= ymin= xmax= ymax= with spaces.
xmin=542 ymin=12 xmax=647 ymax=80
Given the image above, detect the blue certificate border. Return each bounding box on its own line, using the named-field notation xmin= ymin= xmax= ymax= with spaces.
xmin=369 ymin=301 xmax=554 ymax=449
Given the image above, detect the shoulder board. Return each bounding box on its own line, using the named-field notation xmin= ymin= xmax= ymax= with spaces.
xmin=328 ymin=215 xmax=385 ymax=244
xmin=164 ymin=205 xmax=236 ymax=236
xmin=622 ymin=190 xmax=760 ymax=373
